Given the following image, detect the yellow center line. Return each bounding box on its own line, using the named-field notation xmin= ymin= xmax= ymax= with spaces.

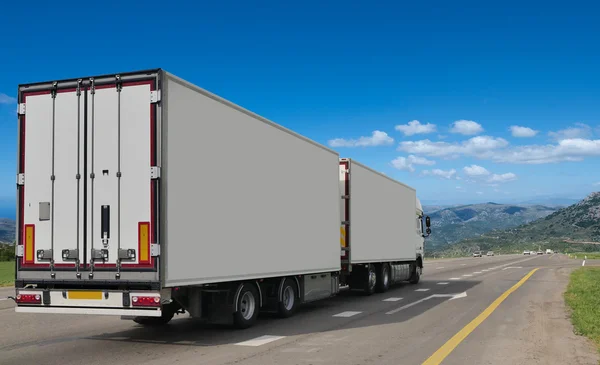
xmin=422 ymin=267 xmax=540 ymax=365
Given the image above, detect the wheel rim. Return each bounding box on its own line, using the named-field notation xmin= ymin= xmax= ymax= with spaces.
xmin=240 ymin=291 xmax=256 ymax=320
xmin=283 ymin=286 xmax=295 ymax=311
xmin=369 ymin=267 xmax=376 ymax=289
xmin=383 ymin=266 xmax=389 ymax=287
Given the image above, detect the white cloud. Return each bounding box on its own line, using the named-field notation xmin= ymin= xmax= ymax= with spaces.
xmin=395 ymin=120 xmax=437 ymax=136
xmin=422 ymin=168 xmax=457 ymax=180
xmin=391 ymin=155 xmax=435 ymax=172
xmin=462 ymin=164 xmax=516 ymax=184
xmin=476 ymin=191 xmax=483 ymax=195
xmin=463 ymin=164 xmax=490 ymax=177
xmin=328 ymin=130 xmax=394 ymax=148
xmin=495 ymin=138 xmax=600 ymax=164
xmin=0 ymin=93 xmax=17 ymax=104
xmin=398 ymin=136 xmax=509 ymax=158
xmin=548 ymin=123 xmax=593 ymax=141
xmin=450 ymin=120 xmax=483 ymax=135
xmin=510 ymin=125 xmax=538 ymax=138
xmin=400 ymin=133 xmax=600 ymax=164
xmin=488 ymin=173 xmax=517 ymax=183
xmin=593 ymin=182 xmax=600 ymax=186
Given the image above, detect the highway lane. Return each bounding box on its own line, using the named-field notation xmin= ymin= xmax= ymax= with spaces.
xmin=0 ymin=254 xmax=596 ymax=365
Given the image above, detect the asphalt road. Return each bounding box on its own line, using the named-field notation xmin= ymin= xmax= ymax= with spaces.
xmin=1 ymin=254 xmax=598 ymax=365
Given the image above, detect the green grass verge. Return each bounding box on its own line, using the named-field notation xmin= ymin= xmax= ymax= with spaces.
xmin=0 ymin=261 xmax=15 ymax=287
xmin=569 ymin=252 xmax=600 ymax=260
xmin=564 ymin=267 xmax=600 ymax=352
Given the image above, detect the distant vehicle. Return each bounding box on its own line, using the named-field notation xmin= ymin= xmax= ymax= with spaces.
xmin=537 ymin=251 xmax=544 ymax=255
xmin=546 ymin=249 xmax=553 ymax=254
xmin=487 ymin=251 xmax=494 ymax=256
xmin=523 ymin=250 xmax=531 ymax=255
xmin=473 ymin=251 xmax=482 ymax=257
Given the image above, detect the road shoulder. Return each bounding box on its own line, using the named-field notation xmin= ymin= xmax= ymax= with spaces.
xmin=441 ymin=258 xmax=600 ymax=365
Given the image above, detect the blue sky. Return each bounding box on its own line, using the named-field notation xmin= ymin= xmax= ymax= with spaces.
xmin=0 ymin=1 xmax=599 ymax=217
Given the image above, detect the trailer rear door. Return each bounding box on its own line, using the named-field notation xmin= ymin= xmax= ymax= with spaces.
xmin=17 ymin=75 xmax=159 ymax=276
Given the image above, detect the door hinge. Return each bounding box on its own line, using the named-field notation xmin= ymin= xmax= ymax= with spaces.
xmin=150 ymin=90 xmax=161 ymax=103
xmin=150 ymin=166 xmax=161 ymax=179
xmin=18 ymin=103 xmax=26 ymax=115
xmin=341 ymin=220 xmax=349 ymax=225
xmin=151 ymin=244 xmax=160 ymax=257
xmin=16 ymin=173 xmax=24 ymax=186
xmin=16 ymin=245 xmax=24 ymax=257
xmin=341 ymin=195 xmax=349 ymax=199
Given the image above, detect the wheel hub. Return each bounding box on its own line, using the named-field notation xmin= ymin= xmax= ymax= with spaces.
xmin=283 ymin=286 xmax=295 ymax=311
xmin=240 ymin=291 xmax=256 ymax=320
xmin=369 ymin=268 xmax=376 ymax=289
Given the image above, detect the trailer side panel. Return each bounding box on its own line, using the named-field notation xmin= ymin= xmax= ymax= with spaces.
xmin=162 ymin=73 xmax=341 ymax=286
xmin=347 ymin=160 xmax=418 ymax=263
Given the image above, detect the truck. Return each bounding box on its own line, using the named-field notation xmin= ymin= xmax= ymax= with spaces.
xmin=12 ymin=69 xmax=431 ymax=329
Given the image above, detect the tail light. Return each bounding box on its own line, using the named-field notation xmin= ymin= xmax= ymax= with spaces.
xmin=16 ymin=294 xmax=42 ymax=304
xmin=131 ymin=295 xmax=161 ymax=307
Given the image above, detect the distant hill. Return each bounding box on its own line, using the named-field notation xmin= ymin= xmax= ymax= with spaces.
xmin=0 ymin=219 xmax=15 ymax=244
xmin=424 ymin=203 xmax=559 ymax=248
xmin=517 ymin=197 xmax=581 ymax=207
xmin=432 ymin=192 xmax=600 ymax=256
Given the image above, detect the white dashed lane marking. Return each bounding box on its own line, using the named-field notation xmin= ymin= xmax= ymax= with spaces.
xmin=235 ymin=335 xmax=286 ymax=347
xmin=333 ymin=311 xmax=362 ymax=318
xmin=463 ymin=274 xmax=472 ymax=277
xmin=473 ymin=271 xmax=482 ymax=274
xmin=449 ymin=277 xmax=460 ymax=280
xmin=383 ymin=297 xmax=403 ymax=302
xmin=415 ymin=288 xmax=430 ymax=292
xmin=437 ymin=282 xmax=449 ymax=285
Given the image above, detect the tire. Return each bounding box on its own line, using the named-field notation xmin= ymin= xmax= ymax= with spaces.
xmin=363 ymin=264 xmax=377 ymax=296
xmin=409 ymin=262 xmax=421 ymax=284
xmin=233 ymin=284 xmax=260 ymax=329
xmin=277 ymin=278 xmax=298 ymax=318
xmin=376 ymin=263 xmax=391 ymax=293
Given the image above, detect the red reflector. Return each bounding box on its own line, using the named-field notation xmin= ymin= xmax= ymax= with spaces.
xmin=131 ymin=296 xmax=161 ymax=307
xmin=16 ymin=294 xmax=42 ymax=304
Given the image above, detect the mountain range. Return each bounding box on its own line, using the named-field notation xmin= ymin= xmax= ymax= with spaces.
xmin=431 ymin=192 xmax=600 ymax=256
xmin=424 ymin=203 xmax=560 ymax=248
xmin=0 ymin=218 xmax=15 ymax=244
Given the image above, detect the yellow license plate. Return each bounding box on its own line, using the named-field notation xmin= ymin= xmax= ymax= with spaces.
xmin=67 ymin=291 xmax=103 ymax=300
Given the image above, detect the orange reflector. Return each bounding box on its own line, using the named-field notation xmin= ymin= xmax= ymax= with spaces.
xmin=24 ymin=224 xmax=35 ymax=264
xmin=138 ymin=222 xmax=150 ymax=264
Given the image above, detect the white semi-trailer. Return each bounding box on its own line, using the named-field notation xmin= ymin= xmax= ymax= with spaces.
xmin=12 ymin=69 xmax=431 ymax=329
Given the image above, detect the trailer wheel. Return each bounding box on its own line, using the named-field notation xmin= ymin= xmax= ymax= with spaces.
xmin=376 ymin=263 xmax=390 ymax=293
xmin=409 ymin=262 xmax=421 ymax=284
xmin=233 ymin=284 xmax=259 ymax=329
xmin=363 ymin=264 xmax=377 ymax=295
xmin=277 ymin=278 xmax=298 ymax=318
